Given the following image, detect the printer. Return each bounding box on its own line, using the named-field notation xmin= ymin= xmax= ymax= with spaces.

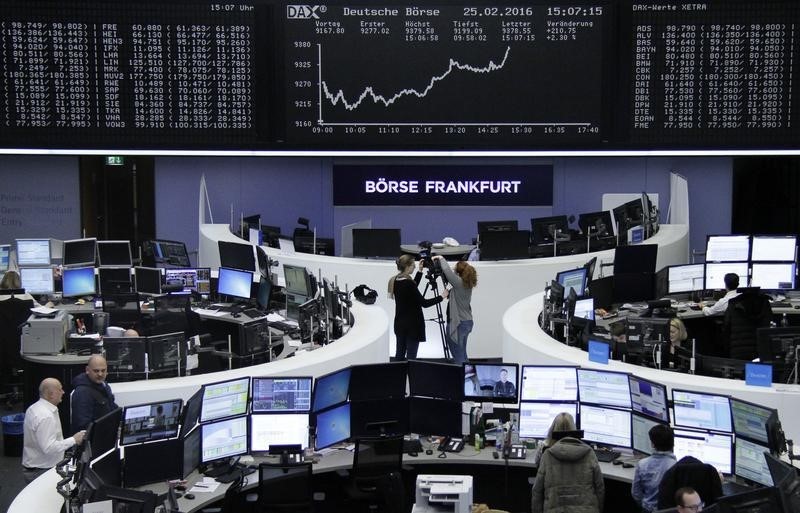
xmin=21 ymin=310 xmax=70 ymax=354
xmin=412 ymin=475 xmax=473 ymax=513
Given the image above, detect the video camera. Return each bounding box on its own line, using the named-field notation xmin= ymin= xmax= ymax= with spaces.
xmin=418 ymin=241 xmax=444 ymax=279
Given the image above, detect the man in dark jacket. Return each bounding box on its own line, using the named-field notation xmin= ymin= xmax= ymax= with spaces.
xmin=71 ymin=355 xmax=118 ymax=433
xmin=532 ymin=436 xmax=604 ymax=513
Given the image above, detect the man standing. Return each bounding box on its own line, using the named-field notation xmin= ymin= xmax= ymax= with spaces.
xmin=632 ymin=424 xmax=677 ymax=512
xmin=22 ymin=378 xmax=85 ymax=483
xmin=71 ymin=355 xmax=118 ymax=433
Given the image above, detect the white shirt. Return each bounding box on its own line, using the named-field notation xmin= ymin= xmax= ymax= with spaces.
xmin=702 ymin=289 xmax=740 ymax=316
xmin=22 ymin=398 xmax=76 ymax=469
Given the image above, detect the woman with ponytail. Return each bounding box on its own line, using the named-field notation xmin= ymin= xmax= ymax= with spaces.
xmin=388 ymin=254 xmax=442 ymax=359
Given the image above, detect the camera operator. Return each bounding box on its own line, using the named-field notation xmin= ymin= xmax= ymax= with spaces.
xmin=388 ymin=254 xmax=443 ymax=360
xmin=432 ymin=255 xmax=477 ymax=364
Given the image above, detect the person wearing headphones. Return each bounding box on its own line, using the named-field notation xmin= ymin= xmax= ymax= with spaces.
xmin=387 ymin=254 xmax=442 ymax=360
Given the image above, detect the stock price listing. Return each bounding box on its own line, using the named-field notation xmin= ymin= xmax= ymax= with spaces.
xmin=285 ymin=3 xmax=608 ymax=148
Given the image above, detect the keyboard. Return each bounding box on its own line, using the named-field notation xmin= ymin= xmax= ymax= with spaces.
xmin=269 ymin=320 xmax=299 ymax=333
xmin=242 ymin=308 xmax=266 ymax=319
xmin=593 ymin=449 xmax=621 ymax=462
xmin=403 ymin=439 xmax=423 ymax=455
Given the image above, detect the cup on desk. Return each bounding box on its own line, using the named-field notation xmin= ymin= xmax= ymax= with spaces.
xmin=92 ymin=312 xmax=109 ymax=336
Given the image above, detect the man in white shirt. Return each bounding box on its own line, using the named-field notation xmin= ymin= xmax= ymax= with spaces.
xmin=702 ymin=273 xmax=740 ymax=316
xmin=22 ymin=378 xmax=85 ymax=483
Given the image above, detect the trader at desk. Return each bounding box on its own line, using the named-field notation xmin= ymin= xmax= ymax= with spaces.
xmin=701 ymin=273 xmax=740 ymax=316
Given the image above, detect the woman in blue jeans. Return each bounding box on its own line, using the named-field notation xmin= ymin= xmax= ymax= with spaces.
xmin=432 ymin=256 xmax=477 ymax=364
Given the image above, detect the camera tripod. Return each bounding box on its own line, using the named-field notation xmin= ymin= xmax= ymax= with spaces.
xmin=422 ymin=269 xmax=451 ymax=360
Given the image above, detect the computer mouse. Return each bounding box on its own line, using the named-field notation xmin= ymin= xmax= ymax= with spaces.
xmin=184 ymin=493 xmax=195 ymax=500
xmin=425 ymin=449 xmax=433 ymax=455
xmin=612 ymin=459 xmax=623 ymax=465
xmin=231 ymin=312 xmax=241 ymax=318
xmin=492 ymin=451 xmax=499 ymax=459
xmin=408 ymin=451 xmax=418 ymax=457
xmin=622 ymin=462 xmax=634 ymax=469
xmin=175 ymin=485 xmax=187 ymax=492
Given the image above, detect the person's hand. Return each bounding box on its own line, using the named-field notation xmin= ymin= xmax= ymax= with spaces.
xmin=73 ymin=430 xmax=86 ymax=445
xmin=442 ymin=288 xmax=450 ymax=299
xmin=418 ymin=259 xmax=425 ymax=271
xmin=432 ymin=255 xmax=444 ymax=261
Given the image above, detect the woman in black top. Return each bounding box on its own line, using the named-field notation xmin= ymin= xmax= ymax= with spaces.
xmin=388 ymin=254 xmax=442 ymax=359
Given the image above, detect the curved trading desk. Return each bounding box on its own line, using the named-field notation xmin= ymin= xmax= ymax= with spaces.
xmin=502 ymin=292 xmax=800 ymax=445
xmin=200 ymin=223 xmax=689 ymax=359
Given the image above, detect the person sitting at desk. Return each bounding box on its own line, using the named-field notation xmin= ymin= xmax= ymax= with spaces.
xmin=662 ymin=318 xmax=691 ymax=370
xmin=701 ymin=273 xmax=739 ymax=316
xmin=631 ymin=424 xmax=676 ymax=513
xmin=675 ymin=486 xmax=706 ymax=513
xmin=493 ymin=368 xmax=516 ymax=397
xmin=0 ymin=270 xmax=47 ymax=305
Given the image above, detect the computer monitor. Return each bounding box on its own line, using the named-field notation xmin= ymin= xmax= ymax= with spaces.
xmin=673 ymin=428 xmax=733 ymax=475
xmin=91 ymin=448 xmax=122 ymax=487
xmin=479 ymin=230 xmax=531 ymax=260
xmin=283 ymin=264 xmax=313 ymax=297
xmin=520 ymin=366 xmax=578 ymax=402
xmin=463 ymin=362 xmax=519 ymax=404
xmin=217 ymin=240 xmax=256 ymax=272
xmin=180 ymin=388 xmax=202 ymax=439
xmin=200 ymin=415 xmax=249 ymax=464
xmin=97 ymin=240 xmax=132 ymax=267
xmin=199 ymin=376 xmax=250 ymax=423
xmin=0 ymin=244 xmax=9 ymax=272
xmin=672 ymin=389 xmax=732 ymax=432
xmin=765 ymin=452 xmax=800 ymax=512
xmin=667 ymin=263 xmax=706 ymax=294
xmin=631 ymin=414 xmax=663 ymax=455
xmin=577 ymin=368 xmax=631 ymax=408
xmin=408 ymin=360 xmax=463 ymax=401
xmin=321 ymin=277 xmax=339 ymax=320
xmin=63 ymin=238 xmax=97 ymax=267
xmin=352 ymin=228 xmax=401 ymax=258
xmin=250 ymin=413 xmax=309 ymax=452
xmin=86 ymin=408 xmax=123 ymax=459
xmin=556 ymin=267 xmax=588 ymax=298
xmin=714 ymin=486 xmax=785 ymax=513
xmin=578 ymin=211 xmax=614 ymax=238
xmin=350 ymin=397 xmax=409 ymax=438
xmin=312 ymin=368 xmax=351 ymax=412
xmin=477 ymin=220 xmax=518 ymax=235
xmin=579 ymin=404 xmax=632 ymax=448
xmin=613 ymin=244 xmax=658 ymax=274
xmin=103 ymin=338 xmax=147 ymax=374
xmin=62 ymin=266 xmax=96 ymax=298
xmin=757 ymin=326 xmax=800 ymax=367
xmin=349 ymin=362 xmax=408 ymax=401
xmin=147 ymin=332 xmax=183 ymax=372
xmin=163 ymin=268 xmax=211 ymax=295
xmin=251 ymin=377 xmax=312 ymax=413
xmin=573 ymin=298 xmax=595 ymax=322
xmin=730 ymin=397 xmax=775 ymax=447
xmin=217 ymin=267 xmax=253 ymax=301
xmin=143 ymin=239 xmax=192 ymax=268
xmin=257 ymin=276 xmax=272 ymax=311
xmin=315 ymin=402 xmax=351 ymax=450
xmin=122 ymin=439 xmax=181 ymax=488
xmin=734 ymin=437 xmax=774 ymax=486
xmin=706 ymin=235 xmax=751 ymax=262
xmin=409 ymin=397 xmax=462 ymax=437
xmin=182 ymin=427 xmax=201 ymax=478
xmin=19 ymin=266 xmax=54 ymax=294
xmin=519 ymin=402 xmax=578 ymax=439
xmin=628 ymin=375 xmax=669 ymax=423
xmin=751 ymin=235 xmax=797 ymax=262
xmin=16 ymin=238 xmax=51 ymax=266
xmin=531 ymin=215 xmax=569 ymax=244
xmin=134 ymin=266 xmax=162 ymax=296
xmin=120 ymin=399 xmax=182 ymax=445
xmin=93 ymin=484 xmax=158 ymax=513
xmin=750 ymin=263 xmax=796 ymax=290
xmin=98 ymin=267 xmax=132 ymax=295
xmin=704 ymin=262 xmax=749 ymax=290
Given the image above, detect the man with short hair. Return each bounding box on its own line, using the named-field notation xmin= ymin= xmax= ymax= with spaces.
xmin=71 ymin=355 xmax=118 ymax=432
xmin=702 ymin=273 xmax=740 ymax=316
xmin=493 ymin=368 xmax=516 ymax=397
xmin=631 ymin=424 xmax=677 ymax=512
xmin=22 ymin=378 xmax=85 ymax=483
xmin=675 ymin=487 xmax=704 ymax=512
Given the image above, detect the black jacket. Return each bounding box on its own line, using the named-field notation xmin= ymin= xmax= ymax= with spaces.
xmin=71 ymin=373 xmax=118 ymax=433
xmin=392 ymin=272 xmax=441 ymax=342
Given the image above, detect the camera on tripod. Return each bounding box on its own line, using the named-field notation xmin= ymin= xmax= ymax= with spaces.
xmin=418 ymin=241 xmax=443 ymax=279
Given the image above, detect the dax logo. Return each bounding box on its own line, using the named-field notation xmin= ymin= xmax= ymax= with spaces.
xmin=287 ymin=5 xmax=325 ymax=19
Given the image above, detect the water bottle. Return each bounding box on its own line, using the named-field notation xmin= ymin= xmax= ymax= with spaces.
xmin=511 ymin=421 xmax=520 ymax=446
xmin=496 ymin=428 xmax=505 ymax=453
xmin=782 ymin=313 xmax=789 ymax=327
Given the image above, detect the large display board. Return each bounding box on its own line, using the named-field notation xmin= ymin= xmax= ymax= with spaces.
xmin=1 ymin=0 xmax=799 ymax=152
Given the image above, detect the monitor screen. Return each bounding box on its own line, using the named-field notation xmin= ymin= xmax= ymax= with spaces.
xmin=556 ymin=267 xmax=588 ymax=298
xmin=91 ymin=449 xmax=123 ymax=487
xmin=706 ymin=235 xmax=751 ymax=262
xmin=730 ymin=398 xmax=775 ymax=446
xmin=315 ymin=402 xmax=351 ymax=450
xmin=98 ymin=267 xmax=132 ymax=295
xmin=631 ymin=414 xmax=663 ymax=455
xmin=667 ymin=263 xmax=706 ymax=294
xmin=163 ymin=268 xmax=211 ymax=295
xmin=62 ymin=266 xmax=96 ymax=297
xmin=180 ymin=388 xmax=202 ymax=439
xmin=120 ymin=399 xmax=182 ymax=445
xmin=519 ymin=402 xmax=578 ymax=439
xmin=349 ymin=362 xmax=408 ymax=401
xmin=199 ymin=377 xmax=250 ymax=423
xmin=20 ymin=266 xmax=54 ymax=294
xmin=312 ymin=368 xmax=351 ymax=412
xmin=217 ymin=267 xmax=253 ymax=300
xmin=408 ymin=360 xmax=463 ymax=401
xmin=751 ymin=235 xmax=796 ymax=262
xmin=704 ymin=262 xmax=749 ymax=290
xmin=409 ymin=397 xmax=462 ymax=437
xmin=672 ymin=389 xmax=732 ymax=433
xmin=750 ymin=263 xmax=796 ymax=290
xmin=147 ymin=239 xmax=192 ymax=267
xmin=250 ymin=413 xmax=309 ymax=452
xmin=531 ymin=215 xmax=569 ymax=244
xmin=122 ymin=440 xmax=181 ymax=488
xmin=103 ymin=338 xmax=147 ymax=374
xmin=625 ymin=317 xmax=670 ymax=346
xmin=580 ymin=404 xmax=632 ymax=448
xmin=283 ymin=264 xmax=312 ymax=297
xmin=182 ymin=427 xmax=201 ymax=478
xmin=147 ymin=332 xmax=183 ymax=372
xmin=252 ymin=377 xmax=312 ymax=413
xmin=16 ymin=238 xmax=50 ymax=266
xmin=200 ymin=415 xmax=248 ymax=464
xmin=352 ymin=228 xmax=401 ymax=258
xmin=134 ymin=267 xmax=162 ymax=295
xmin=463 ymin=363 xmax=519 ymax=404
xmin=613 ymin=244 xmax=658 ymax=275
xmin=578 ymin=211 xmax=614 ymax=238
xmin=93 ymin=484 xmax=157 ymax=512
xmin=63 ymin=238 xmax=97 ymax=267
xmin=734 ymin=438 xmax=773 ymax=486
xmin=97 ymin=240 xmax=132 ymax=267
xmin=218 ymin=240 xmax=256 ymax=272
xmin=0 ymin=244 xmax=9 ymax=272
xmin=674 ymin=429 xmax=733 ymax=475
xmin=479 ymin=230 xmax=531 ymax=260
xmin=577 ymin=368 xmax=631 ymax=408
xmin=350 ymin=397 xmax=409 ymax=438
xmin=86 ymin=408 xmax=123 ymax=459
xmin=573 ymin=297 xmax=594 ymax=320
xmin=477 ymin=220 xmax=518 ymax=235
xmin=629 ymin=375 xmax=669 ymax=423
xmin=520 ymin=366 xmax=578 ymax=402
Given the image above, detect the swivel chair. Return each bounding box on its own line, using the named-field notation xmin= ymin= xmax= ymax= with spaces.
xmin=257 ymin=461 xmax=314 ymax=512
xmin=724 ymin=291 xmax=772 ymax=360
xmin=657 ymin=456 xmax=723 ymax=510
xmin=345 ymin=436 xmax=406 ymax=513
xmin=0 ymin=296 xmax=34 ymax=406
xmin=102 ymin=293 xmax=142 ymax=331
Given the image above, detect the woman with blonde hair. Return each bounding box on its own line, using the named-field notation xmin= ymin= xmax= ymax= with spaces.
xmin=432 ymin=255 xmax=477 ymax=364
xmin=663 ymin=317 xmax=690 ymax=369
xmin=388 ymin=254 xmax=442 ymax=359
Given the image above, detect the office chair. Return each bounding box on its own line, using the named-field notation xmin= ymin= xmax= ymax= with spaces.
xmin=257 ymin=461 xmax=314 ymax=512
xmin=200 ymin=473 xmax=246 ymax=513
xmin=149 ymin=293 xmax=200 ymax=337
xmin=102 ymin=293 xmax=142 ymax=330
xmin=0 ymin=296 xmax=34 ymax=406
xmin=345 ymin=436 xmax=406 ymax=513
xmin=724 ymin=292 xmax=772 ymax=360
xmin=657 ymin=456 xmax=722 ymax=510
